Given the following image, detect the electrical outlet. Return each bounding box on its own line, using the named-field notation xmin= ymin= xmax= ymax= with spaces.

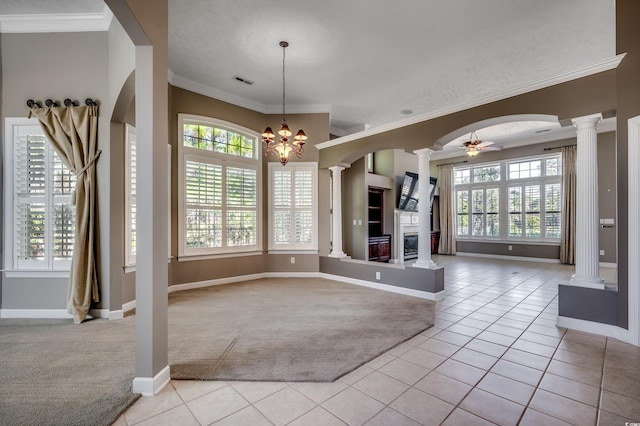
xmin=290 ymin=256 xmax=295 ymax=264
xmin=508 ymin=245 xmax=513 ymax=251
xmin=375 ymin=271 xmax=381 ymax=280
xmin=600 ymin=250 xmax=604 ymax=256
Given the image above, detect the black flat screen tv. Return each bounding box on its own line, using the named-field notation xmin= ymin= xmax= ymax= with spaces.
xmin=397 ymin=172 xmax=437 ymax=212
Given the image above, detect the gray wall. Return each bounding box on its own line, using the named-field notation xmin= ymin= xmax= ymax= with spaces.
xmin=1 ymin=32 xmax=110 ymax=310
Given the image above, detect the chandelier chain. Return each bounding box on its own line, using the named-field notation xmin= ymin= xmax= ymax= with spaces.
xmin=282 ymin=43 xmax=286 ymax=122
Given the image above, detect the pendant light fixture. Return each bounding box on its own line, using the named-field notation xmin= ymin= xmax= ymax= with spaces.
xmin=262 ymin=41 xmax=307 ymax=165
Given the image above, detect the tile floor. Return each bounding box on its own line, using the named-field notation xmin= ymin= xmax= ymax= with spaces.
xmin=116 ymin=256 xmax=640 ymax=425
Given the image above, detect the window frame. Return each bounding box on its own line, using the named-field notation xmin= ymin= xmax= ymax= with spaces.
xmin=3 ymin=117 xmax=74 ymax=276
xmin=454 ymin=153 xmax=562 ymax=244
xmin=177 ymin=114 xmax=262 ymax=260
xmin=268 ymin=162 xmax=318 ymax=253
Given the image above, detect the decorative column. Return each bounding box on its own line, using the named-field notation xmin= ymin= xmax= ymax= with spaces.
xmin=329 ymin=164 xmax=349 ymax=258
xmin=413 ymin=148 xmax=437 ymax=269
xmin=570 ymin=113 xmax=604 ymax=289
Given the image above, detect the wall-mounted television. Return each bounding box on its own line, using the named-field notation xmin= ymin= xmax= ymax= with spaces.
xmin=397 ymin=172 xmax=437 ymax=212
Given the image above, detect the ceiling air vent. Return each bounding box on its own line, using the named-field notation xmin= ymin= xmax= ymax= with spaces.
xmin=233 ymin=76 xmax=254 ymax=85
xmin=535 ymin=129 xmax=551 ymax=134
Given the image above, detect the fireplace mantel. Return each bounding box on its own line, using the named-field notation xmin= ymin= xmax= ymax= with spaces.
xmin=393 ymin=210 xmax=419 ymax=263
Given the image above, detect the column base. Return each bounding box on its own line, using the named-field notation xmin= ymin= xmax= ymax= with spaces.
xmin=413 ymin=260 xmax=437 ymax=269
xmin=328 ymin=251 xmax=347 ymax=258
xmin=132 ymin=365 xmax=171 ymax=397
xmin=569 ymin=274 xmax=605 ymax=290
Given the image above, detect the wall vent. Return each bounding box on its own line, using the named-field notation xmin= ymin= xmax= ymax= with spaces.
xmin=233 ymin=76 xmax=254 ymax=85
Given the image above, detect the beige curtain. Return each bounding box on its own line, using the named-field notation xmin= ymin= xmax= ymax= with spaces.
xmin=29 ymin=105 xmax=101 ymax=323
xmin=560 ymin=145 xmax=576 ymax=264
xmin=438 ymin=164 xmax=456 ymax=254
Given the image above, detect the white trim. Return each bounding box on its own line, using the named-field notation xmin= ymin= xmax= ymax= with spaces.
xmin=557 ymin=316 xmax=631 ymax=344
xmin=0 ymin=308 xmax=109 ymax=319
xmin=109 ymin=310 xmax=124 ymax=320
xmin=168 ymin=273 xmax=267 ymax=293
xmin=169 ymin=73 xmax=331 ymax=116
xmin=177 ymin=250 xmax=263 ymax=262
xmin=315 ymin=54 xmax=626 ymax=150
xmin=123 ymin=300 xmax=137 ymax=314
xmin=2 ymin=270 xmax=70 ymax=278
xmin=268 ymin=250 xmax=319 ymax=255
xmin=132 ymin=365 xmax=171 ymax=397
xmin=455 ymin=252 xmax=561 ymax=263
xmin=0 ymin=6 xmax=113 ymax=33
xmin=628 ymin=115 xmax=640 ymax=346
xmin=599 ymin=262 xmax=617 ymax=268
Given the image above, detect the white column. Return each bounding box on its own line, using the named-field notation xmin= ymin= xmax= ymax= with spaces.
xmin=329 ymin=165 xmax=349 ymax=258
xmin=413 ymin=149 xmax=436 ymax=269
xmin=570 ymin=113 xmax=604 ymax=289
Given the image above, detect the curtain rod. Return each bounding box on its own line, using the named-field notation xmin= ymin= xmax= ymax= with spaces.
xmin=543 ymin=144 xmax=576 ymax=151
xmin=437 ymin=160 xmax=468 ymax=167
xmin=27 ymin=98 xmax=97 ymax=108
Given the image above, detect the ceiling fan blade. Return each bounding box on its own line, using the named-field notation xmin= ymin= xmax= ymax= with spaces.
xmin=479 ymin=140 xmax=495 ymax=147
xmin=482 ymin=146 xmax=503 ymax=151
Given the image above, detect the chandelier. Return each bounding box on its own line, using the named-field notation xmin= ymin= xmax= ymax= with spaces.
xmin=262 ymin=41 xmax=307 ymax=165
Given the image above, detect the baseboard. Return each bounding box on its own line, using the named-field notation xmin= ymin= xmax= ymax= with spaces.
xmin=0 ymin=308 xmax=109 ymax=320
xmin=168 ymin=273 xmax=268 ymax=293
xmin=320 ymin=273 xmax=443 ymax=301
xmin=132 ymin=365 xmax=171 ymax=397
xmin=557 ymin=315 xmax=631 ymax=343
xmin=455 ymin=252 xmax=561 ymax=263
xmin=123 ymin=300 xmax=136 ymax=314
xmin=599 ymin=262 xmax=616 ymax=268
xmin=109 ymin=310 xmax=123 ymax=320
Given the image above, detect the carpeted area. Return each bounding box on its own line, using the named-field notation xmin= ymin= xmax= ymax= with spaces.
xmin=0 ymin=277 xmax=434 ymax=425
xmin=169 ymin=277 xmax=435 ymax=382
xmin=0 ymin=317 xmax=139 ymax=426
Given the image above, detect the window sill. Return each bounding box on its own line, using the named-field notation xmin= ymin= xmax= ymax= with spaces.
xmin=2 ymin=270 xmax=70 ymax=279
xmin=124 ymin=257 xmax=174 ymax=273
xmin=177 ymin=250 xmax=263 ymax=262
xmin=456 ymin=238 xmax=560 ymax=246
xmin=268 ymin=249 xmax=319 ymax=255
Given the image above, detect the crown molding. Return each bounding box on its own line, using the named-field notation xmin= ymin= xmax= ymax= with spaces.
xmin=169 ymin=71 xmax=331 ymax=116
xmin=315 ymin=53 xmax=626 ymax=151
xmin=0 ymin=5 xmax=113 ymax=33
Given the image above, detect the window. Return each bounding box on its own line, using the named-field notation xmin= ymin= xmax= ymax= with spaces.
xmin=124 ymin=125 xmax=171 ymax=268
xmin=268 ymin=162 xmax=318 ymax=252
xmin=454 ymin=154 xmax=562 ymax=243
xmin=125 ymin=124 xmax=137 ymax=266
xmin=4 ymin=118 xmax=75 ymax=271
xmin=178 ymin=115 xmax=261 ymax=258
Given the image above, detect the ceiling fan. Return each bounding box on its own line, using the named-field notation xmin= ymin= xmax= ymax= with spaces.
xmin=461 ymin=131 xmax=503 ymax=157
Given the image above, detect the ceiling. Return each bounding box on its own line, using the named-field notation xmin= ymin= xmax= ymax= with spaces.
xmin=0 ymin=0 xmax=617 ymax=151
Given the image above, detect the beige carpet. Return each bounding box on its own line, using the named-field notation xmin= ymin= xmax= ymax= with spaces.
xmin=169 ymin=277 xmax=435 ymax=382
xmin=0 ymin=277 xmax=434 ymax=425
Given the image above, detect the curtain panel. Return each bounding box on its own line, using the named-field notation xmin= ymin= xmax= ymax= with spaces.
xmin=29 ymin=105 xmax=101 ymax=323
xmin=438 ymin=164 xmax=456 ymax=254
xmin=560 ymin=145 xmax=577 ymax=265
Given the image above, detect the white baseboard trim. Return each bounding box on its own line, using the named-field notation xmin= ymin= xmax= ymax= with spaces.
xmin=320 ymin=273 xmax=443 ymax=301
xmin=557 ymin=316 xmax=631 ymax=343
xmin=132 ymin=365 xmax=171 ymax=397
xmin=109 ymin=310 xmax=123 ymax=320
xmin=122 ymin=300 xmax=136 ymax=314
xmin=168 ymin=273 xmax=268 ymax=293
xmin=0 ymin=308 xmax=109 ymax=320
xmin=455 ymin=252 xmax=561 ymax=263
xmin=599 ymin=262 xmax=617 ymax=268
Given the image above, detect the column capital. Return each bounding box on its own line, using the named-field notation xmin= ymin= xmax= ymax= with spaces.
xmin=571 ymin=113 xmax=603 ymax=130
xmin=328 ymin=163 xmax=350 ymax=174
xmin=413 ymin=147 xmax=436 ymax=157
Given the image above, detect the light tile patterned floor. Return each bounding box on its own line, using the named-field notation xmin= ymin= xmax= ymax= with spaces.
xmin=116 ymin=256 xmax=640 ymax=425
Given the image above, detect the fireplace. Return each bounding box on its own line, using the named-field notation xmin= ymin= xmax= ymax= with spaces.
xmin=404 ymin=233 xmax=418 ymax=260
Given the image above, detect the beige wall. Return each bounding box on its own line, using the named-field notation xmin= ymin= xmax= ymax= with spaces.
xmin=168 ymin=86 xmax=330 ymax=286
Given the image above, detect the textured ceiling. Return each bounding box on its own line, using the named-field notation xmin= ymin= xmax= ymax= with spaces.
xmin=1 ymin=0 xmax=617 ymax=144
